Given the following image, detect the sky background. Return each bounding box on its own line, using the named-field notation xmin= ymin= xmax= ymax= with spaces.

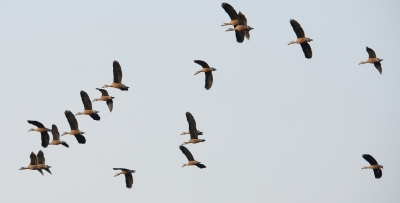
xmin=1 ymin=0 xmax=399 ymax=202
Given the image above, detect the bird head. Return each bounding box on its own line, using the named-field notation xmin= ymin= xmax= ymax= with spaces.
xmin=307 ymin=38 xmax=313 ymax=42
xmin=247 ymin=26 xmax=254 ymax=31
xmin=75 ymin=112 xmax=82 ymax=116
xmin=61 ymin=132 xmax=68 ymax=136
xmin=211 ymin=67 xmax=217 ymax=71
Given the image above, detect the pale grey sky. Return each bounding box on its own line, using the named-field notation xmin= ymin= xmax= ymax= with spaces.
xmin=1 ymin=0 xmax=399 ymax=202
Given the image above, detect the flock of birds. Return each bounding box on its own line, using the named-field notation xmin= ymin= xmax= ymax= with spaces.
xmin=18 ymin=2 xmax=385 ymax=189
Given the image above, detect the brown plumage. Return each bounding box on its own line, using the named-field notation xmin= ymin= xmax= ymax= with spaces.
xmin=113 ymin=168 xmax=135 ymax=189
xmin=62 ymin=110 xmax=86 ymax=144
xmin=19 ymin=152 xmax=44 ymax=175
xmin=103 ymin=60 xmax=129 ymax=91
xmin=288 ymin=19 xmax=313 ymax=59
xmin=194 ymin=60 xmax=216 ymax=90
xmin=76 ymin=91 xmax=100 ymax=120
xmin=225 ymin=12 xmax=253 ymax=43
xmin=27 ymin=120 xmax=50 ymax=148
xmin=179 ymin=145 xmax=206 ymax=169
xmin=359 ymin=47 xmax=383 ymax=74
xmin=37 ymin=150 xmax=51 ymax=175
xmin=182 ymin=112 xmax=205 ymax=145
xmin=221 ymin=3 xmax=238 ymax=27
xmin=49 ymin=124 xmax=69 ymax=148
xmin=362 ymin=154 xmax=383 ymax=179
xmin=93 ymin=88 xmax=114 ymax=112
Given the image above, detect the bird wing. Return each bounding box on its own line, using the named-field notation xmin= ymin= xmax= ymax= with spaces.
xmin=113 ymin=60 xmax=123 ymax=83
xmin=244 ymin=30 xmax=250 ymax=40
xmin=106 ymin=99 xmax=113 ymax=112
xmin=290 ymin=19 xmax=305 ymax=38
xmin=61 ymin=142 xmax=69 ymax=148
xmin=237 ymin=12 xmax=247 ymax=26
xmin=44 ymin=168 xmax=52 ymax=174
xmin=374 ymin=62 xmax=382 ymax=74
xmin=186 ymin=112 xmax=198 ymax=139
xmin=195 ymin=163 xmax=206 ymax=169
xmin=205 ymin=72 xmax=213 ymax=90
xmin=75 ymin=134 xmax=86 ymax=144
xmin=373 ymin=169 xmax=382 ymax=179
xmin=37 ymin=150 xmax=45 ymax=165
xmin=96 ymin=88 xmax=109 ymax=96
xmin=300 ymin=42 xmax=313 ymax=59
xmin=221 ymin=2 xmax=238 ymax=20
xmin=194 ymin=60 xmax=209 ymax=68
xmin=30 ymin=152 xmax=37 ymax=165
xmin=235 ymin=30 xmax=245 ymax=43
xmin=113 ymin=168 xmax=128 ymax=171
xmin=27 ymin=120 xmax=45 ymax=128
xmin=41 ymin=132 xmax=50 ymax=148
xmin=80 ymin=91 xmax=92 ymax=110
xmin=89 ymin=113 xmax=101 ymax=121
xmin=179 ymin=145 xmax=195 ymax=161
xmin=366 ymin=47 xmax=376 ymax=58
xmin=51 ymin=124 xmax=60 ymax=140
xmin=65 ymin=110 xmax=78 ymax=130
xmin=362 ymin=154 xmax=378 ymax=165
xmin=125 ymin=173 xmax=133 ymax=189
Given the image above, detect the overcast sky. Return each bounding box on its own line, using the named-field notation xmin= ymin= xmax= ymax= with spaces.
xmin=1 ymin=0 xmax=399 ymax=202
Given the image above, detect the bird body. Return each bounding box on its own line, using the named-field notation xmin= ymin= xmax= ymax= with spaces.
xmin=359 ymin=47 xmax=383 ymax=74
xmin=103 ymin=61 xmax=129 ymax=91
xmin=225 ymin=12 xmax=253 ymax=43
xmin=37 ymin=150 xmax=51 ymax=174
xmin=49 ymin=124 xmax=69 ymax=148
xmin=179 ymin=145 xmax=206 ymax=169
xmin=93 ymin=88 xmax=114 ymax=112
xmin=62 ymin=110 xmax=86 ymax=144
xmin=288 ymin=19 xmax=313 ymax=59
xmin=182 ymin=112 xmax=206 ymax=145
xmin=76 ymin=91 xmax=100 ymax=120
xmin=113 ymin=168 xmax=135 ymax=189
xmin=362 ymin=154 xmax=383 ymax=179
xmin=19 ymin=152 xmax=44 ymax=175
xmin=27 ymin=120 xmax=50 ymax=148
xmin=221 ymin=3 xmax=239 ymax=27
xmin=193 ymin=60 xmax=216 ymax=90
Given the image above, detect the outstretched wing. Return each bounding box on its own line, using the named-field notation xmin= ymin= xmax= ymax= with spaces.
xmin=106 ymin=100 xmax=113 ymax=112
xmin=41 ymin=132 xmax=50 ymax=148
xmin=65 ymin=110 xmax=78 ymax=130
xmin=96 ymin=88 xmax=109 ymax=96
xmin=195 ymin=163 xmax=206 ymax=169
xmin=113 ymin=168 xmax=128 ymax=171
xmin=75 ymin=134 xmax=86 ymax=144
xmin=179 ymin=145 xmax=195 ymax=161
xmin=235 ymin=30 xmax=245 ymax=43
xmin=237 ymin=12 xmax=247 ymax=26
xmin=125 ymin=173 xmax=133 ymax=189
xmin=373 ymin=169 xmax=382 ymax=179
xmin=366 ymin=47 xmax=376 ymax=58
xmin=37 ymin=150 xmax=45 ymax=165
xmin=300 ymin=43 xmax=312 ymax=59
xmin=80 ymin=91 xmax=92 ymax=110
xmin=374 ymin=62 xmax=382 ymax=74
xmin=205 ymin=72 xmax=213 ymax=90
xmin=51 ymin=124 xmax=60 ymax=140
xmin=113 ymin=60 xmax=123 ymax=83
xmin=30 ymin=152 xmax=37 ymax=165
xmin=27 ymin=120 xmax=45 ymax=128
xmin=290 ymin=19 xmax=305 ymax=38
xmin=89 ymin=113 xmax=101 ymax=121
xmin=194 ymin=60 xmax=209 ymax=68
xmin=362 ymin=154 xmax=378 ymax=165
xmin=186 ymin=112 xmax=198 ymax=139
xmin=221 ymin=3 xmax=238 ymax=20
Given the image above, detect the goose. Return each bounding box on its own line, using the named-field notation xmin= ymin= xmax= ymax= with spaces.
xmin=113 ymin=168 xmax=135 ymax=189
xmin=37 ymin=150 xmax=51 ymax=175
xmin=221 ymin=2 xmax=238 ymax=27
xmin=49 ymin=124 xmax=69 ymax=148
xmin=62 ymin=110 xmax=86 ymax=144
xmin=362 ymin=154 xmax=383 ymax=179
xmin=182 ymin=112 xmax=205 ymax=145
xmin=359 ymin=47 xmax=383 ymax=74
xmin=226 ymin=12 xmax=253 ymax=43
xmin=194 ymin=60 xmax=216 ymax=90
xmin=76 ymin=91 xmax=100 ymax=121
xmin=103 ymin=60 xmax=129 ymax=91
xmin=93 ymin=88 xmax=114 ymax=112
xmin=288 ymin=19 xmax=313 ymax=59
xmin=27 ymin=120 xmax=50 ymax=148
xmin=181 ymin=130 xmax=203 ymax=136
xmin=179 ymin=145 xmax=206 ymax=169
xmin=19 ymin=152 xmax=43 ymax=175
